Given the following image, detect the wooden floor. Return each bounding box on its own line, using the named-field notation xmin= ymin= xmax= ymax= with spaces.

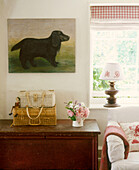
xmin=98 ymin=148 xmax=102 ymax=169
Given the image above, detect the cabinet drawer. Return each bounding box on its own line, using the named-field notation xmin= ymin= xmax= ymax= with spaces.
xmin=0 ymin=138 xmax=93 ymax=170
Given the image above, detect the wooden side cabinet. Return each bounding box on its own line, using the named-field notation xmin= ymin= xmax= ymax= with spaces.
xmin=0 ymin=119 xmax=100 ymax=170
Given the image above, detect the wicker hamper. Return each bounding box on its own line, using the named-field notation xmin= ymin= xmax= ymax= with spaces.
xmin=11 ymin=105 xmax=57 ymax=126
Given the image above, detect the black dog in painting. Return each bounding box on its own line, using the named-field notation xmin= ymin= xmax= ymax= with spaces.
xmin=11 ymin=30 xmax=70 ymax=69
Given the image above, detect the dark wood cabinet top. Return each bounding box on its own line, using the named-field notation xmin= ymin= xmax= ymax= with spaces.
xmin=0 ymin=119 xmax=100 ymax=137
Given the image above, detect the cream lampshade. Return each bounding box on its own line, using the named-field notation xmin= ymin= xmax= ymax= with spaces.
xmin=100 ymin=63 xmax=124 ymax=107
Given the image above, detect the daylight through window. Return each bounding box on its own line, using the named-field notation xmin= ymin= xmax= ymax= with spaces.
xmin=90 ymin=27 xmax=139 ymax=105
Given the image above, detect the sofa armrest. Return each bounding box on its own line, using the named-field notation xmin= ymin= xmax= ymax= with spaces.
xmin=107 ymin=135 xmax=125 ymax=163
xmin=100 ymin=121 xmax=129 ymax=170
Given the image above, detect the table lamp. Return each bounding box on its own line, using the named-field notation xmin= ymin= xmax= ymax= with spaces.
xmin=100 ymin=63 xmax=124 ymax=107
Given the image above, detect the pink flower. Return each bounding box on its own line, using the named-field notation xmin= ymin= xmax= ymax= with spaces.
xmin=65 ymin=100 xmax=90 ymax=121
xmin=67 ymin=110 xmax=74 ymax=117
xmin=84 ymin=108 xmax=89 ymax=115
xmin=80 ymin=112 xmax=84 ymax=118
xmin=77 ymin=107 xmax=89 ymax=117
xmin=84 ymin=112 xmax=88 ymax=118
xmin=76 ymin=106 xmax=84 ymax=114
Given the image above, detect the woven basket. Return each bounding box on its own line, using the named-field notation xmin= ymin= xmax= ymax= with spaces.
xmin=11 ymin=105 xmax=57 ymax=126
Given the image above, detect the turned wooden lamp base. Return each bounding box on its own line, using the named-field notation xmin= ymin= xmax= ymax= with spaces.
xmin=104 ymin=81 xmax=120 ymax=108
xmin=104 ymin=103 xmax=120 ymax=107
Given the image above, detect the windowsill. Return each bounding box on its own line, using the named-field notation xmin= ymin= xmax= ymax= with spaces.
xmin=89 ymin=104 xmax=107 ymax=110
xmin=89 ymin=104 xmax=139 ymax=110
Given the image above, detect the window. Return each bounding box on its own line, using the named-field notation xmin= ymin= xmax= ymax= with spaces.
xmin=90 ymin=5 xmax=139 ymax=106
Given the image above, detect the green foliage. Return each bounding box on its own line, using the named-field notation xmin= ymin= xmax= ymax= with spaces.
xmin=69 ymin=115 xmax=76 ymax=121
xmin=117 ymin=40 xmax=136 ymax=65
xmin=93 ymin=68 xmax=109 ymax=91
xmin=67 ymin=101 xmax=73 ymax=105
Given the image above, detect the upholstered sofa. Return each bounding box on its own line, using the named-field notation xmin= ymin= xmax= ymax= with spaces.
xmin=101 ymin=106 xmax=139 ymax=170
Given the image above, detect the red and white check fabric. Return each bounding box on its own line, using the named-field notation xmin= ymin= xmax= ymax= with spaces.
xmin=90 ymin=6 xmax=139 ymax=20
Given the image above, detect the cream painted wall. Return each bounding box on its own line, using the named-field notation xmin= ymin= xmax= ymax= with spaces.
xmin=1 ymin=0 xmax=138 ymax=147
xmin=1 ymin=0 xmax=91 ymax=119
xmin=90 ymin=0 xmax=139 ymax=3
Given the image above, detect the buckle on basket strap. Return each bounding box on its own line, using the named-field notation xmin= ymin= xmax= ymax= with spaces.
xmin=29 ymin=118 xmax=41 ymax=126
xmin=26 ymin=91 xmax=46 ymax=107
xmin=33 ymin=93 xmax=38 ymax=102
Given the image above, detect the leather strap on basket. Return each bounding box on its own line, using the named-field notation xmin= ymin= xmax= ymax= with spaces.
xmin=26 ymin=106 xmax=43 ymax=120
xmin=26 ymin=91 xmax=46 ymax=108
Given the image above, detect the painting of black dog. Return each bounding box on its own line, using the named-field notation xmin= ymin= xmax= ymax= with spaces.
xmin=11 ymin=30 xmax=70 ymax=69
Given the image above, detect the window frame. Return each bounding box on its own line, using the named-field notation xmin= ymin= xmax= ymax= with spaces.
xmin=89 ymin=22 xmax=139 ymax=107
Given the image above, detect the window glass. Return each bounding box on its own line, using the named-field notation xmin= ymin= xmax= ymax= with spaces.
xmin=91 ymin=29 xmax=139 ymax=104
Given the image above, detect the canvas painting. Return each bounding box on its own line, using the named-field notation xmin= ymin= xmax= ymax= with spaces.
xmin=8 ymin=19 xmax=75 ymax=73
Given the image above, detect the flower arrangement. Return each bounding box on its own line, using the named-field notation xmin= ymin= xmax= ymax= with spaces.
xmin=65 ymin=101 xmax=90 ymax=122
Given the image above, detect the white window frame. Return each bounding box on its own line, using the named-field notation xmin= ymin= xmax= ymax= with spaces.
xmin=89 ymin=22 xmax=139 ymax=108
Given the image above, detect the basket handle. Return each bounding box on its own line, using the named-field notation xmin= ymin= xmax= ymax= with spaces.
xmin=26 ymin=106 xmax=43 ymax=120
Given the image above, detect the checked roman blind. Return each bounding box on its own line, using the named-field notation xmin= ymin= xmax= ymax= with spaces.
xmin=90 ymin=6 xmax=139 ymax=20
